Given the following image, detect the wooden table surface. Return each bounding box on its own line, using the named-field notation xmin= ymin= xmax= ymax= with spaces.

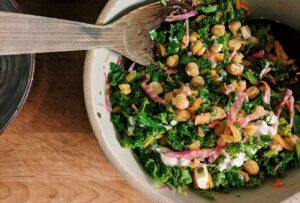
xmin=0 ymin=0 xmax=147 ymax=202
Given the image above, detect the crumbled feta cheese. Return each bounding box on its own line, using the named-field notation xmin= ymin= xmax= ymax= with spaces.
xmin=253 ymin=112 xmax=278 ymax=137
xmin=218 ymin=151 xmax=247 ymax=171
xmin=128 ymin=116 xmax=136 ymax=126
xmin=194 ymin=164 xmax=210 ymax=189
xmin=241 ymin=25 xmax=252 ymax=39
xmin=170 ymin=120 xmax=178 ymax=126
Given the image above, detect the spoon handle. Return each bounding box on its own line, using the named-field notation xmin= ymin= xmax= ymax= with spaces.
xmin=0 ymin=11 xmax=121 ymax=55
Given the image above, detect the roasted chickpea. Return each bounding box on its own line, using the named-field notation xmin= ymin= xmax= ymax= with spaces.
xmin=228 ymin=39 xmax=242 ymax=51
xmin=243 ymin=123 xmax=256 ymax=137
xmin=253 ymin=105 xmax=265 ymax=116
xmin=149 ymin=82 xmax=163 ymax=95
xmin=196 ymin=14 xmax=206 ymax=22
xmin=118 ymin=84 xmax=131 ymax=95
xmin=166 ymin=55 xmax=179 ymax=68
xmin=246 ymin=86 xmax=260 ymax=99
xmin=173 ymin=93 xmax=189 ymax=110
xmin=211 ymin=24 xmax=226 ymax=37
xmin=191 ymin=41 xmax=206 ymax=56
xmin=243 ymin=160 xmax=260 ymax=175
xmin=236 ymin=110 xmax=246 ymax=121
xmin=233 ymin=52 xmax=244 ymax=64
xmin=226 ymin=64 xmax=244 ymax=76
xmin=164 ymin=92 xmax=175 ymax=102
xmin=191 ymin=76 xmax=205 ymax=87
xmin=186 ymin=62 xmax=200 ymax=77
xmin=228 ymin=21 xmax=241 ymax=36
xmin=236 ymin=80 xmax=247 ymax=93
xmin=175 ymin=109 xmax=191 ymax=122
xmin=189 ymin=32 xmax=199 ymax=43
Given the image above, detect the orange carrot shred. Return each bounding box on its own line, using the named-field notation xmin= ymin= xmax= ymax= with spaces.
xmin=158 ymin=43 xmax=166 ymax=57
xmin=273 ymin=179 xmax=285 ymax=188
xmin=235 ymin=0 xmax=241 ymax=9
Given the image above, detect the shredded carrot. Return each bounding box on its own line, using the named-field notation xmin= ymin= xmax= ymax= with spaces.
xmin=220 ymin=134 xmax=236 ymax=143
xmin=229 ymin=125 xmax=242 ymax=142
xmin=112 ymin=105 xmax=120 ymax=113
xmin=213 ymin=53 xmax=224 ymax=63
xmin=211 ymin=70 xmax=218 ymax=77
xmin=273 ymin=179 xmax=285 ymax=188
xmin=144 ymin=134 xmax=163 ymax=148
xmin=240 ymin=0 xmax=252 ymax=16
xmin=208 ymin=172 xmax=214 ymax=188
xmin=158 ymin=43 xmax=166 ymax=57
xmin=235 ymin=0 xmax=241 ymax=9
xmin=223 ymin=125 xmax=232 ymax=135
xmin=208 ymin=120 xmax=221 ymax=128
xmin=181 ymin=35 xmax=188 ymax=47
xmin=283 ymin=137 xmax=296 ymax=149
xmin=268 ymin=54 xmax=278 ymax=63
xmin=273 ymin=134 xmax=294 ymax=151
xmin=188 ymin=98 xmax=203 ymax=115
xmin=189 ymin=162 xmax=199 ymax=169
xmin=274 ymin=41 xmax=289 ymax=60
xmin=274 ymin=163 xmax=281 ymax=172
xmin=242 ymin=60 xmax=252 ymax=66
xmin=197 ymin=127 xmax=205 ymax=137
xmin=240 ymin=5 xmax=252 ymax=16
xmin=189 ymin=140 xmax=201 ymax=151
xmin=283 ymin=59 xmax=294 ymax=65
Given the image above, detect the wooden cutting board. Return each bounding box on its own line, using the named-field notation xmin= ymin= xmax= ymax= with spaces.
xmin=0 ymin=0 xmax=147 ymax=202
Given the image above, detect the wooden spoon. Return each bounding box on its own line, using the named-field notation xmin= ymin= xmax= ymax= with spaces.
xmin=0 ymin=1 xmax=189 ymax=65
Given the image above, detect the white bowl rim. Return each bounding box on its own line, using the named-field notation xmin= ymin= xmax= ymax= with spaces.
xmin=83 ymin=1 xmax=167 ymax=202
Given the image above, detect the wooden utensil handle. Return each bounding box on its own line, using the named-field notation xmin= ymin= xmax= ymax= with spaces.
xmin=0 ymin=11 xmax=121 ymax=55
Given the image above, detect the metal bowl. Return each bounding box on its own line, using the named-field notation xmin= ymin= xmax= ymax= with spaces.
xmin=0 ymin=0 xmax=35 ymax=132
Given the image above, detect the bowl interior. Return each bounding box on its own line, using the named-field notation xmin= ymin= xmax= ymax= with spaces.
xmin=84 ymin=1 xmax=300 ymax=202
xmin=0 ymin=0 xmax=34 ymax=132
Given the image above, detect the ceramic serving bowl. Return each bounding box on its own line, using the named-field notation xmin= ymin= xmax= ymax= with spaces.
xmin=84 ymin=0 xmax=300 ymax=202
xmin=0 ymin=0 xmax=34 ymax=133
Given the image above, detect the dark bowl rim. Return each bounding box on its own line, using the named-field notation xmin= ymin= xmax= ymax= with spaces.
xmin=0 ymin=0 xmax=35 ymax=133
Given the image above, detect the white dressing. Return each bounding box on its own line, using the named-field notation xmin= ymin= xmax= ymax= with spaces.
xmin=218 ymin=151 xmax=247 ymax=171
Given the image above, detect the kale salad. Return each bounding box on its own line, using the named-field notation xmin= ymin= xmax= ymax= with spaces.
xmin=107 ymin=0 xmax=300 ymax=196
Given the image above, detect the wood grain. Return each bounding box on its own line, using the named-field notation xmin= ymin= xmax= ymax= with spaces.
xmin=0 ymin=0 xmax=148 ymax=202
xmin=0 ymin=1 xmax=187 ymax=66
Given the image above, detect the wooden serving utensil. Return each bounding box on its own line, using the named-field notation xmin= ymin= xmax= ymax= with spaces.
xmin=0 ymin=1 xmax=189 ymax=66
